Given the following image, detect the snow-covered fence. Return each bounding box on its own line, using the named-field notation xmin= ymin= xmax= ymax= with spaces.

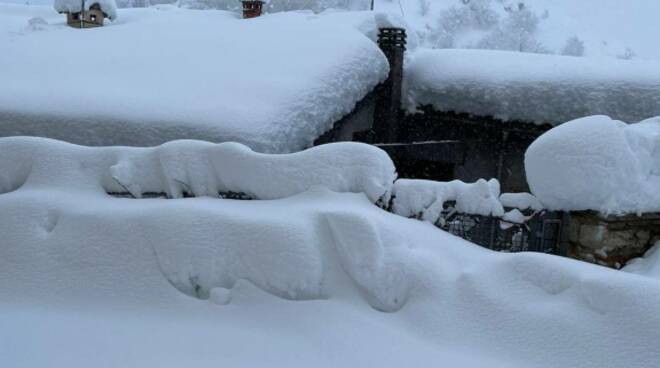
xmin=391 ymin=178 xmax=564 ymax=254
xmin=0 ymin=138 xmax=397 ymax=205
xmin=440 ymin=210 xmax=563 ymax=254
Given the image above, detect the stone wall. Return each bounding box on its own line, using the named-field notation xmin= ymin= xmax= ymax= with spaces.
xmin=567 ymin=212 xmax=660 ymax=268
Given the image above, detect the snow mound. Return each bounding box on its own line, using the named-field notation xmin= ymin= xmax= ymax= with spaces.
xmin=392 ymin=178 xmax=504 ymax=223
xmin=0 ymin=137 xmax=395 ymax=203
xmin=326 ymin=211 xmax=410 ymax=312
xmin=525 ymin=115 xmax=660 ymax=213
xmin=624 ymin=242 xmax=660 ymax=280
xmin=406 ymin=49 xmax=660 ymax=124
xmin=0 ymin=5 xmax=388 ymax=152
xmin=54 ymin=0 xmax=118 ymax=20
xmin=0 ymin=136 xmax=404 ymax=310
xmin=499 ymin=192 xmax=544 ymax=211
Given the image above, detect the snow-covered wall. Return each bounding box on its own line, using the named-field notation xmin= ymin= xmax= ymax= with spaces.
xmin=406 ymin=49 xmax=660 ymax=125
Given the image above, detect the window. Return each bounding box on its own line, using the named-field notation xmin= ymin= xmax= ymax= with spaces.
xmin=72 ymin=13 xmax=79 ymax=21
xmin=90 ymin=14 xmax=97 ymax=22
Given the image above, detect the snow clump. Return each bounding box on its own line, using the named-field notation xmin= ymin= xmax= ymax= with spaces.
xmin=392 ymin=178 xmax=504 ymax=223
xmin=525 ymin=115 xmax=660 ymax=214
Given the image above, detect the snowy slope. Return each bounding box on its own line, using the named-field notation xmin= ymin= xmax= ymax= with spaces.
xmin=0 ymin=4 xmax=388 ymax=152
xmin=373 ymin=0 xmax=660 ymax=61
xmin=2 ymin=137 xmax=660 ymax=367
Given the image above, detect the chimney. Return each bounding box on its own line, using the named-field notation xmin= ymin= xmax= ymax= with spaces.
xmin=374 ymin=27 xmax=407 ymax=143
xmin=242 ymin=1 xmax=264 ymax=19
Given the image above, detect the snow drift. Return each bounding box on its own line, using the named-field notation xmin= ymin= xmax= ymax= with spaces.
xmin=406 ymin=49 xmax=660 ymax=124
xmin=0 ymin=137 xmax=396 ymax=203
xmin=2 ymin=137 xmax=660 ymax=367
xmin=525 ymin=115 xmax=660 ymax=213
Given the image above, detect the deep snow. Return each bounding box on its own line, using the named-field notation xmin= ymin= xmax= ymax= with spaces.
xmin=0 ymin=4 xmax=388 ymax=152
xmin=525 ymin=115 xmax=660 ymax=213
xmin=405 ymin=49 xmax=660 ymax=124
xmin=2 ymin=137 xmax=660 ymax=367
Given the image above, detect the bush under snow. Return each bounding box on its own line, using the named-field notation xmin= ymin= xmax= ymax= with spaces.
xmin=525 ymin=115 xmax=660 ymax=214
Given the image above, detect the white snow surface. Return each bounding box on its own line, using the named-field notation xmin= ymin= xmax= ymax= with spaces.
xmin=392 ymin=178 xmax=504 ymax=223
xmin=0 ymin=138 xmax=396 ymax=203
xmin=525 ymin=115 xmax=660 ymax=214
xmin=373 ymin=0 xmax=660 ymax=61
xmin=406 ymin=48 xmax=660 ymax=124
xmin=54 ymin=0 xmax=118 ymax=20
xmin=0 ymin=4 xmax=389 ymax=152
xmin=2 ymin=137 xmax=660 ymax=367
xmin=624 ymin=242 xmax=660 ymax=280
xmin=499 ymin=192 xmax=544 ymax=211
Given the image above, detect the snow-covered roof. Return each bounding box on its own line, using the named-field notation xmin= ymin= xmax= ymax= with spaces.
xmin=0 ymin=5 xmax=389 ymax=153
xmin=406 ymin=49 xmax=660 ymax=125
xmin=53 ymin=0 xmax=118 ymax=20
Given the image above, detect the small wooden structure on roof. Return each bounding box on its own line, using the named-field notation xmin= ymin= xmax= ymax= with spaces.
xmin=55 ymin=0 xmax=116 ymax=28
xmin=65 ymin=3 xmax=106 ymax=28
xmin=242 ymin=1 xmax=264 ymax=19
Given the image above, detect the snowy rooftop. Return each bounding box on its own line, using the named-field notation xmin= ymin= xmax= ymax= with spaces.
xmin=0 ymin=4 xmax=389 ymax=152
xmin=406 ymin=49 xmax=660 ymax=125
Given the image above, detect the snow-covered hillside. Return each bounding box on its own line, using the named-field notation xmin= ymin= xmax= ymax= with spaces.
xmin=1 ymin=137 xmax=660 ymax=367
xmin=374 ymin=0 xmax=660 ymax=61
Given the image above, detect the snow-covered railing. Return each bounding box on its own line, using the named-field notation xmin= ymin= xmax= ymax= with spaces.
xmin=390 ymin=178 xmax=563 ymax=254
xmin=0 ymin=138 xmax=397 ymax=205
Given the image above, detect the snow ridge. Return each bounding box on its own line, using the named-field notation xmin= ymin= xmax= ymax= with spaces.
xmin=0 ymin=137 xmax=396 ymax=204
